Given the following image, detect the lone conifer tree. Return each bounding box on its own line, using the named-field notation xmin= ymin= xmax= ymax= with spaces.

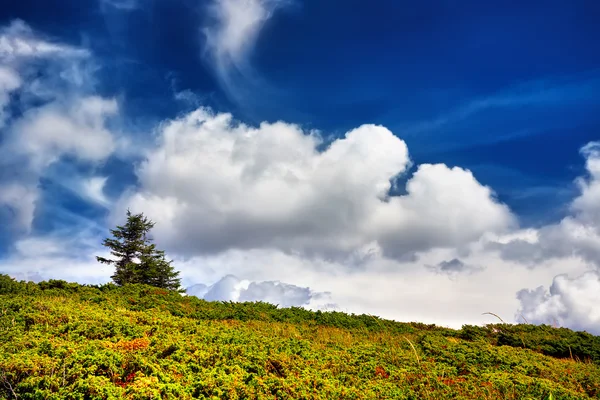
xmin=97 ymin=210 xmax=182 ymax=291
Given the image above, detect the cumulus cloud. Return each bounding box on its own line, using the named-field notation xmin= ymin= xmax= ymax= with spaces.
xmin=186 ymin=274 xmax=334 ymax=309
xmin=376 ymin=164 xmax=515 ymax=259
xmin=517 ymin=271 xmax=600 ymax=334
xmin=119 ymin=108 xmax=513 ymax=260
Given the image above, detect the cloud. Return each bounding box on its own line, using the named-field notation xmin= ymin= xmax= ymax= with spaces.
xmin=0 ymin=233 xmax=112 ymax=284
xmin=400 ymin=74 xmax=600 ymax=151
xmin=501 ymin=141 xmax=600 ymax=333
xmin=376 ymin=163 xmax=515 ymax=259
xmin=80 ymin=177 xmax=111 ymax=206
xmin=0 ymin=21 xmax=118 ymax=233
xmin=426 ymin=258 xmax=483 ymax=278
xmin=0 ymin=96 xmax=118 ymax=232
xmin=0 ymin=17 xmax=596 ymax=336
xmin=118 ymin=108 xmax=514 ymax=260
xmin=0 ymin=20 xmax=89 ymax=61
xmin=186 ymin=274 xmax=334 ymax=309
xmin=8 ymin=97 xmax=117 ymax=168
xmin=491 ymin=142 xmax=600 ymax=267
xmin=571 ymin=142 xmax=600 ymax=226
xmin=166 ymin=242 xmax=595 ymax=329
xmin=204 ymin=0 xmax=291 ymax=66
xmin=3 ymin=223 xmax=592 ymax=330
xmin=0 ymin=183 xmax=38 ymax=231
xmin=517 ymin=271 xmax=600 ymax=334
xmin=202 ymin=0 xmax=290 ymax=103
xmin=99 ymin=0 xmax=139 ymax=11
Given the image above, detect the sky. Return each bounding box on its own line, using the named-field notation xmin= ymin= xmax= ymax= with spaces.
xmin=1 ymin=0 xmax=600 ymax=333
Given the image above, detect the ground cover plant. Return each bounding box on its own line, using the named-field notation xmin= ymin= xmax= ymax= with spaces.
xmin=0 ymin=275 xmax=599 ymax=399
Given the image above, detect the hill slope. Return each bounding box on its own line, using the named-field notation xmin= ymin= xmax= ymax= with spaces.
xmin=0 ymin=275 xmax=599 ymax=399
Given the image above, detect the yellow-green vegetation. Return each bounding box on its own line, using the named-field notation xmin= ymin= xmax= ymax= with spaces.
xmin=1 ymin=275 xmax=599 ymax=399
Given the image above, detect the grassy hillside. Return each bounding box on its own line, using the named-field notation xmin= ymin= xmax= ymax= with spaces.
xmin=1 ymin=275 xmax=599 ymax=399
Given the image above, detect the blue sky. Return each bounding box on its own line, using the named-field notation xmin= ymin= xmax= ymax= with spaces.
xmin=1 ymin=0 xmax=600 ymax=331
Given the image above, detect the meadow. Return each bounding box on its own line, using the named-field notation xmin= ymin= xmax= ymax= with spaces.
xmin=0 ymin=275 xmax=599 ymax=399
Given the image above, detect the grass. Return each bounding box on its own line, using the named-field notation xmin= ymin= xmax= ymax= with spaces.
xmin=0 ymin=275 xmax=599 ymax=399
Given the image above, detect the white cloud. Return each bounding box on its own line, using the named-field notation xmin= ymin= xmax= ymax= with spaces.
xmin=0 ymin=20 xmax=88 ymax=61
xmin=517 ymin=272 xmax=600 ymax=334
xmin=3 ymin=225 xmax=592 ymax=330
xmin=0 ymin=21 xmax=118 ymax=232
xmin=2 ymin=96 xmax=596 ymax=332
xmin=1 ymin=17 xmax=598 ymax=336
xmin=81 ymin=176 xmax=110 ymax=206
xmin=186 ymin=274 xmax=334 ymax=309
xmin=0 ymin=183 xmax=38 ymax=232
xmin=202 ymin=0 xmax=290 ymax=102
xmin=8 ymin=97 xmax=117 ymax=169
xmin=571 ymin=142 xmax=600 ymax=226
xmin=11 ymin=97 xmax=117 ymax=167
xmin=119 ymin=108 xmax=513 ymax=260
xmin=492 ymin=142 xmax=600 ymax=267
xmin=172 ymin=243 xmax=591 ymax=329
xmin=110 ymin=110 xmax=599 ymax=332
xmin=204 ymin=0 xmax=284 ymax=66
xmin=496 ymin=141 xmax=600 ymax=333
xmin=0 ymin=233 xmax=113 ymax=284
xmin=0 ymin=96 xmax=117 ymax=232
xmin=376 ymin=163 xmax=515 ymax=258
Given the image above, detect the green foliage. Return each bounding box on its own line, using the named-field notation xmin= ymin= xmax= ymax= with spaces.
xmin=97 ymin=210 xmax=181 ymax=291
xmin=457 ymin=323 xmax=600 ymax=366
xmin=0 ymin=278 xmax=599 ymax=399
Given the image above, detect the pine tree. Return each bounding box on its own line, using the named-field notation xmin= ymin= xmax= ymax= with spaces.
xmin=97 ymin=210 xmax=182 ymax=291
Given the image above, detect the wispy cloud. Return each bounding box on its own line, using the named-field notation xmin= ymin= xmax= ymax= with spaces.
xmin=0 ymin=20 xmax=118 ymax=234
xmin=99 ymin=0 xmax=139 ymax=11
xmin=400 ymin=72 xmax=600 ymax=149
xmin=0 ymin=20 xmax=89 ymax=61
xmin=202 ymin=0 xmax=291 ymax=104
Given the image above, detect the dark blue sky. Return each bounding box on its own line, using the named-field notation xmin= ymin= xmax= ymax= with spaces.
xmin=1 ymin=0 xmax=599 ymax=250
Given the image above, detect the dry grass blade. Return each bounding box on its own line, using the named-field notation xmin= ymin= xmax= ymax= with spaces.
xmin=403 ymin=337 xmax=420 ymax=365
xmin=482 ymin=312 xmax=505 ymax=324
